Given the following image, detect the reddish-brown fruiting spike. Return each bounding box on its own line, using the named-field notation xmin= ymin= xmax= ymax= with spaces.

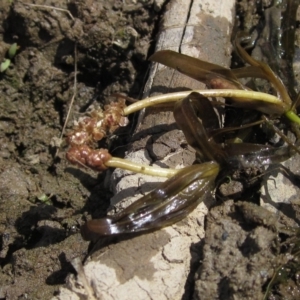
xmin=66 ymin=145 xmax=112 ymax=172
xmin=67 ymin=131 xmax=90 ymax=146
xmin=66 ymin=99 xmax=128 ymax=149
xmin=103 ymin=98 xmax=128 ymax=130
xmin=86 ymin=148 xmax=112 ymax=172
xmin=66 ymin=144 xmax=91 ymax=166
xmin=91 ymin=129 xmax=105 ymax=142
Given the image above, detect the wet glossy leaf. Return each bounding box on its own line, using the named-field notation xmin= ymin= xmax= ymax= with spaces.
xmin=150 ymin=50 xmax=243 ymax=88
xmin=150 ymin=49 xmax=287 ymax=115
xmin=234 ymin=34 xmax=292 ymax=109
xmin=81 ymin=161 xmax=219 ymax=240
xmin=224 ymin=143 xmax=294 ymax=168
xmin=173 ymin=92 xmax=226 ymax=162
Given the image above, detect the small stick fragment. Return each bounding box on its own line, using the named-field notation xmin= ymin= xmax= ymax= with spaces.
xmin=70 ymin=257 xmax=97 ymax=300
xmin=22 ymin=2 xmax=75 ymax=21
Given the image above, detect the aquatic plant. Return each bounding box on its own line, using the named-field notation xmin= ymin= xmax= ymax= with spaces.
xmin=66 ymin=31 xmax=300 ymax=239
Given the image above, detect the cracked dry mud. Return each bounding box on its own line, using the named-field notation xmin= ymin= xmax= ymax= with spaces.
xmin=1 ymin=0 xmax=300 ymax=299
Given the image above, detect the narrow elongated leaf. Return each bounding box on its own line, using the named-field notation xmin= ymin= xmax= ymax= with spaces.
xmin=173 ymin=92 xmax=226 ymax=162
xmin=224 ymin=143 xmax=294 ymax=168
xmin=151 ymin=50 xmax=287 ymax=115
xmin=234 ymin=34 xmax=292 ymax=108
xmin=150 ymin=50 xmax=244 ymax=88
xmin=81 ymin=161 xmax=219 ymax=240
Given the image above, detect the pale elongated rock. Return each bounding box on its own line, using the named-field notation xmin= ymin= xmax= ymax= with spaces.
xmin=54 ymin=1 xmax=236 ymax=299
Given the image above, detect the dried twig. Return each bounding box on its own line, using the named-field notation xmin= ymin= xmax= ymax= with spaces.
xmin=70 ymin=257 xmax=98 ymax=300
xmin=21 ymin=2 xmax=75 ymax=21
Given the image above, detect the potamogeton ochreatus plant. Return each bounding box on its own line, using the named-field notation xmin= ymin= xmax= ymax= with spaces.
xmin=66 ymin=35 xmax=300 ymax=240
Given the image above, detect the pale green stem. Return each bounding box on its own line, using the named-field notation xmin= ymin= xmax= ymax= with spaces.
xmin=123 ymin=89 xmax=300 ymax=125
xmin=284 ymin=110 xmax=300 ymax=125
xmin=123 ymin=89 xmax=283 ymax=115
xmin=106 ymin=157 xmax=179 ymax=178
